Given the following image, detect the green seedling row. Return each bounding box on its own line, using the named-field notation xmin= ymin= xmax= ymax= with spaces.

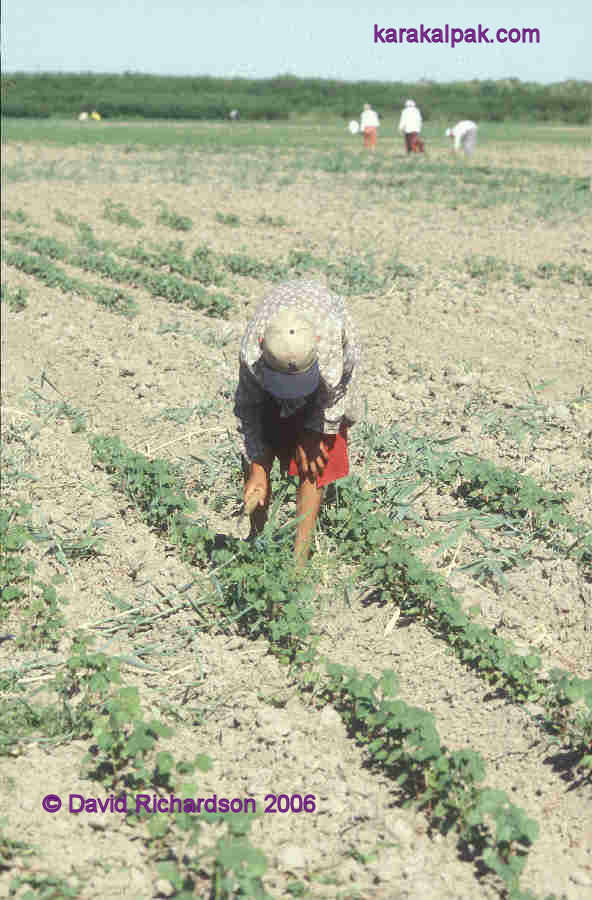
xmin=55 ymin=211 xmax=226 ymax=286
xmin=3 ymin=419 xmax=586 ymax=897
xmin=321 ymin=664 xmax=541 ymax=899
xmin=358 ymin=421 xmax=591 ymax=571
xmin=87 ymin=433 xmax=592 ymax=771
xmin=6 ymin=212 xmax=421 ymax=301
xmin=3 ymin=248 xmax=138 ymax=317
xmin=0 ymin=511 xmax=272 ymax=897
xmin=322 ymin=477 xmax=592 ymax=768
xmin=4 ymin=229 xmax=233 ymax=318
xmin=86 ymin=431 xmax=591 ymax=897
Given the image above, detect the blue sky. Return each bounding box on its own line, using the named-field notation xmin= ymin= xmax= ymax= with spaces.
xmin=1 ymin=1 xmax=590 ymax=83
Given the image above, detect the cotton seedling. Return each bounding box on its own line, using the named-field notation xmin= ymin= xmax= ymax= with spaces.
xmin=89 ymin=432 xmax=592 ymax=782
xmin=5 ymin=227 xmax=230 ymax=317
xmin=3 ymin=121 xmax=590 ymax=899
xmin=4 ymin=408 xmax=589 ymax=897
xmin=215 ymin=211 xmax=241 ymax=226
xmin=5 ymin=247 xmax=138 ymax=317
xmin=156 ymin=202 xmax=192 ymax=231
xmin=103 ymin=199 xmax=143 ymax=229
xmin=0 ymin=284 xmax=28 ymax=312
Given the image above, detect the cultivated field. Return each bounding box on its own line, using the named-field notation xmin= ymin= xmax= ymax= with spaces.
xmin=1 ymin=119 xmax=591 ymax=900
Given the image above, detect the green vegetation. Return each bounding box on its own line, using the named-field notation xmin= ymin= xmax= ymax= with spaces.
xmin=322 ymin=665 xmax=540 ymax=895
xmin=2 ymin=403 xmax=589 ymax=897
xmin=2 ymin=72 xmax=590 ymax=123
xmin=4 ymin=227 xmax=233 ymax=317
xmin=0 ymin=504 xmax=66 ymax=649
xmin=88 ymin=430 xmax=592 ymax=763
xmin=0 ymin=283 xmax=28 ymax=312
xmin=10 ymin=208 xmax=587 ymax=315
xmin=156 ymin=202 xmax=193 ymax=231
xmin=1 ymin=119 xmax=589 ymax=899
xmin=4 ymin=247 xmax=139 ymax=317
xmin=102 ymin=199 xmax=144 ymax=229
xmin=215 ymin=212 xmax=241 ymax=227
xmin=4 ymin=215 xmax=422 ymax=308
xmin=85 ymin=429 xmax=590 ymax=898
xmin=256 ymin=213 xmax=287 ymax=227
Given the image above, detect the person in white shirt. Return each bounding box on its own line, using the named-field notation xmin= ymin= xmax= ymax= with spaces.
xmin=398 ymin=99 xmax=424 ymax=154
xmin=446 ymin=121 xmax=478 ymax=156
xmin=360 ymin=103 xmax=380 ymax=150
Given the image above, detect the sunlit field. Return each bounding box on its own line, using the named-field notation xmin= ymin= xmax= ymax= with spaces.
xmin=3 ymin=116 xmax=591 ymax=148
xmin=1 ymin=117 xmax=591 ymax=900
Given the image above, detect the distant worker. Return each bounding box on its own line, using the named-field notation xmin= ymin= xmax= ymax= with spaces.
xmin=446 ymin=121 xmax=478 ymax=157
xmin=229 ymin=109 xmax=240 ymax=121
xmin=360 ymin=103 xmax=380 ymax=150
xmin=398 ymin=99 xmax=424 ymax=154
xmin=90 ymin=110 xmax=101 ymax=121
xmin=78 ymin=111 xmax=89 ymax=122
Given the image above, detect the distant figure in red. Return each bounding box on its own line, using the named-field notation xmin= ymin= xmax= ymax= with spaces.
xmin=398 ymin=99 xmax=424 ymax=154
xmin=360 ymin=103 xmax=380 ymax=150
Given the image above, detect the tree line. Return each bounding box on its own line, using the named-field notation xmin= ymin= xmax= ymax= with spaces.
xmin=1 ymin=72 xmax=589 ymax=124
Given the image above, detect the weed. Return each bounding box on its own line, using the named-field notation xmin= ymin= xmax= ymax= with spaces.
xmin=0 ymin=419 xmax=40 ymax=485
xmin=190 ymin=244 xmax=226 ymax=286
xmin=330 ymin=253 xmax=385 ymax=296
xmin=103 ymin=199 xmax=143 ymax=229
xmin=216 ymin=212 xmax=241 ymax=226
xmin=1 ymin=207 xmax=30 ymax=224
xmin=0 ymin=692 xmax=69 ymax=754
xmin=54 ymin=208 xmax=78 ymax=227
xmin=89 ymin=435 xmax=197 ymax=532
xmin=512 ymin=268 xmax=533 ymax=290
xmin=157 ymin=202 xmax=193 ymax=231
xmin=0 ymin=815 xmax=35 ymax=868
xmin=7 ymin=230 xmax=70 ymax=261
xmin=465 ymin=254 xmax=509 ymax=286
xmin=8 ymin=872 xmax=81 ymax=898
xmin=0 ymin=503 xmax=34 ymax=623
xmin=157 ymin=406 xmax=199 ymax=425
xmin=256 ymin=213 xmax=287 ymax=227
xmin=27 ymin=392 xmax=88 ymax=433
xmin=471 ymin=382 xmax=557 ymax=447
xmin=156 ymin=320 xmax=184 ymax=335
xmin=222 ymin=251 xmax=278 ymax=279
xmin=200 ymin=326 xmax=236 ymax=348
xmin=0 ymin=284 xmax=28 ymax=312
xmin=313 ymin=150 xmax=362 ymax=174
xmin=535 ymin=260 xmax=592 ymax=287
xmin=42 ymin=521 xmax=106 ymax=564
xmin=383 ymin=256 xmax=417 ymax=281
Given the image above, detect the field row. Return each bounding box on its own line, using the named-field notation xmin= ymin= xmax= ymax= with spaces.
xmin=2 ymin=208 xmax=591 ymax=332
xmin=4 ymin=409 xmax=590 ymax=897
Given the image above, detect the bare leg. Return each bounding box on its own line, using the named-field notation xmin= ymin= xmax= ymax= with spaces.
xmin=242 ymin=455 xmax=271 ymax=538
xmin=294 ymin=478 xmax=324 ymax=562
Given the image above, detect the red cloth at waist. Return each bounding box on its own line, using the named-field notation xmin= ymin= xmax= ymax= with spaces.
xmin=262 ymin=400 xmax=349 ymax=488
